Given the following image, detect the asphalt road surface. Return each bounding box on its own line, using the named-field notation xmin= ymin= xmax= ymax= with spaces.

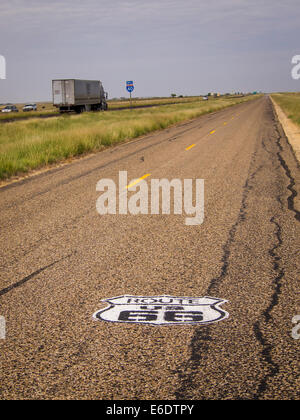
xmin=0 ymin=96 xmax=299 ymax=400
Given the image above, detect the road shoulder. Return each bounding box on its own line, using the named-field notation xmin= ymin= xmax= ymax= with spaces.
xmin=271 ymin=96 xmax=300 ymax=164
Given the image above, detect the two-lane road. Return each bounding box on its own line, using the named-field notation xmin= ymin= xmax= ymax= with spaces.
xmin=0 ymin=96 xmax=299 ymax=400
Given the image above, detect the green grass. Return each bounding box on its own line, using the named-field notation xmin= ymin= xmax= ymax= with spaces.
xmin=0 ymin=95 xmax=260 ymax=180
xmin=271 ymin=93 xmax=300 ymax=126
xmin=108 ymin=96 xmax=210 ymax=108
xmin=0 ymin=96 xmax=209 ymax=119
xmin=0 ymin=102 xmax=58 ymax=121
xmin=0 ymin=95 xmax=243 ymax=120
xmin=0 ymin=110 xmax=59 ymax=121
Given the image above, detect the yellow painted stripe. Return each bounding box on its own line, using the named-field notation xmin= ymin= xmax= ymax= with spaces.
xmin=185 ymin=144 xmax=196 ymax=151
xmin=210 ymin=130 xmax=216 ymax=134
xmin=126 ymin=173 xmax=151 ymax=189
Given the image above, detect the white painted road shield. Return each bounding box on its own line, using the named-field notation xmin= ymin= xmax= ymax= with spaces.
xmin=93 ymin=295 xmax=229 ymax=326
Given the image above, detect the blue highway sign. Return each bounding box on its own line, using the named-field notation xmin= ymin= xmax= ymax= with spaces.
xmin=126 ymin=81 xmax=134 ymax=93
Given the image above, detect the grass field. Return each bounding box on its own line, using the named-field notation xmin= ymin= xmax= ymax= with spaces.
xmin=0 ymin=95 xmax=260 ymax=181
xmin=0 ymin=102 xmax=58 ymax=121
xmin=0 ymin=95 xmax=241 ymax=120
xmin=0 ymin=96 xmax=212 ymax=121
xmin=108 ymin=96 xmax=213 ymax=108
xmin=271 ymin=93 xmax=300 ymax=126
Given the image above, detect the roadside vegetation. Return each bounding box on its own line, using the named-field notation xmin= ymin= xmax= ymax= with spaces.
xmin=109 ymin=96 xmax=213 ymax=109
xmin=0 ymin=102 xmax=58 ymax=121
xmin=0 ymin=95 xmax=245 ymax=121
xmin=0 ymin=97 xmax=203 ymax=120
xmin=271 ymin=93 xmax=300 ymax=126
xmin=0 ymin=110 xmax=58 ymax=121
xmin=0 ymin=95 xmax=260 ymax=180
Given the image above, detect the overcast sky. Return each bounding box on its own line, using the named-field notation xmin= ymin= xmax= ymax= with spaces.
xmin=0 ymin=0 xmax=299 ymax=102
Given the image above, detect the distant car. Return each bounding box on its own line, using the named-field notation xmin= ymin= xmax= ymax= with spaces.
xmin=23 ymin=103 xmax=37 ymax=112
xmin=1 ymin=105 xmax=19 ymax=113
xmin=202 ymin=96 xmax=208 ymax=101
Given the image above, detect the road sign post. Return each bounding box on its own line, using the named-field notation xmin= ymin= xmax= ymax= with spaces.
xmin=126 ymin=81 xmax=134 ymax=109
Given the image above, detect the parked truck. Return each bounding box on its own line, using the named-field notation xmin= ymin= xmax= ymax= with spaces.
xmin=52 ymin=79 xmax=108 ymax=113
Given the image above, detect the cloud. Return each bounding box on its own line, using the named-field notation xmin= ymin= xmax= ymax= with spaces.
xmin=0 ymin=0 xmax=299 ymax=101
xmin=1 ymin=0 xmax=299 ymax=29
xmin=1 ymin=0 xmax=299 ymax=46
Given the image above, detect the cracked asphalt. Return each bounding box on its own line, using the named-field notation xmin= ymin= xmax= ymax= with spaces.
xmin=0 ymin=96 xmax=299 ymax=400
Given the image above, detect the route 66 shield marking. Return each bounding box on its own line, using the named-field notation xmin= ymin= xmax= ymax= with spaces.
xmin=93 ymin=295 xmax=229 ymax=326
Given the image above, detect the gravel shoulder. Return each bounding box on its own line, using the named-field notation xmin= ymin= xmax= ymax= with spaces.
xmin=271 ymin=96 xmax=300 ymax=164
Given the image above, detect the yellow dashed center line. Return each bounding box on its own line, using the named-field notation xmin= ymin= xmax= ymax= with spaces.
xmin=126 ymin=173 xmax=151 ymax=189
xmin=126 ymin=117 xmax=238 ymax=190
xmin=185 ymin=144 xmax=196 ymax=151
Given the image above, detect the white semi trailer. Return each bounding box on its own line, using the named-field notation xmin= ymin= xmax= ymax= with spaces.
xmin=52 ymin=79 xmax=108 ymax=113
